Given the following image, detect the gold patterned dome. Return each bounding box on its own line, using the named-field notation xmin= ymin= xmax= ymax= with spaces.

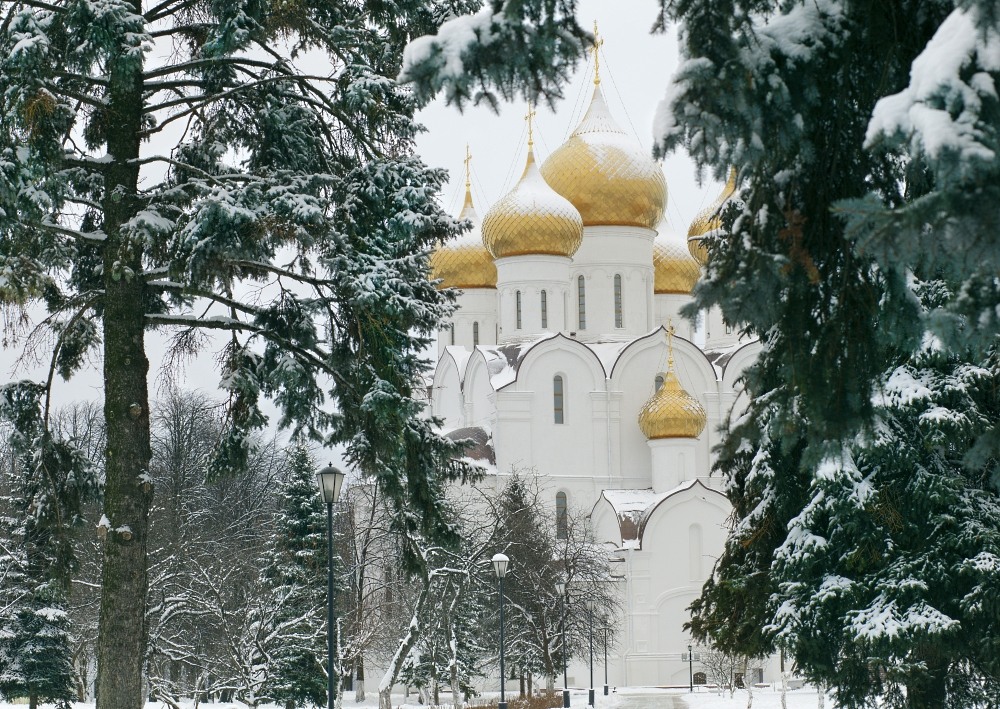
xmin=638 ymin=328 xmax=707 ymax=439
xmin=687 ymin=167 xmax=738 ymax=265
xmin=482 ymin=147 xmax=584 ymax=259
xmin=653 ymin=224 xmax=700 ymax=294
xmin=430 ymin=188 xmax=497 ymax=289
xmin=540 ymin=87 xmax=667 ymax=229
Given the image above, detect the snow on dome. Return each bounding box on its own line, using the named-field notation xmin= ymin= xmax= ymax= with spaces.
xmin=482 ymin=148 xmax=583 ymax=259
xmin=541 ymin=87 xmax=667 ymax=229
xmin=430 ymin=188 xmax=497 ymax=289
xmin=687 ymin=167 xmax=738 ymax=265
xmin=638 ymin=370 xmax=707 ymax=439
xmin=653 ymin=220 xmax=700 ymax=294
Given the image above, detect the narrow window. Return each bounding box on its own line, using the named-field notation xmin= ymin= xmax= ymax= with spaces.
xmin=553 ymin=375 xmax=565 ymax=424
xmin=449 ymin=323 xmax=455 ymax=346
xmin=541 ymin=290 xmax=548 ymax=329
xmin=516 ymin=290 xmax=522 ymax=330
xmin=614 ymin=274 xmax=623 ymax=328
xmin=655 ymin=375 xmax=664 ymax=391
xmin=473 ymin=321 xmax=479 ymax=346
xmin=689 ymin=523 xmax=703 ymax=580
xmin=556 ymin=491 xmax=568 ymax=539
xmin=577 ymin=276 xmax=586 ymax=330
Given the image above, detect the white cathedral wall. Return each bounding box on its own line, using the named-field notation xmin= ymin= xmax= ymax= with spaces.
xmin=431 ymin=355 xmax=465 ymax=431
xmin=569 ymin=226 xmax=656 ymax=341
xmin=624 ymin=488 xmax=730 ymax=686
xmin=493 ymin=344 xmax=609 ymax=504
xmin=495 ymin=254 xmax=572 ymax=343
xmin=610 ymin=335 xmax=718 ymax=490
xmin=653 ymin=294 xmax=697 ymax=338
xmin=438 ymin=288 xmax=497 ymax=356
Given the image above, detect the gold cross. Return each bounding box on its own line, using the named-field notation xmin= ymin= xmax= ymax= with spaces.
xmin=666 ymin=319 xmax=676 ymax=371
xmin=524 ymin=104 xmax=537 ymax=147
xmin=463 ymin=144 xmax=472 ymax=189
xmin=592 ymin=20 xmax=604 ymax=86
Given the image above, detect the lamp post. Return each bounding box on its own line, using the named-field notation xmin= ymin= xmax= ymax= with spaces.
xmin=585 ymin=599 xmax=595 ymax=708
xmin=316 ymin=464 xmax=346 ymax=709
xmin=556 ymin=581 xmax=569 ymax=708
xmin=493 ymin=554 xmax=510 ymax=709
xmin=602 ymin=627 xmax=608 ymax=696
xmin=687 ymin=644 xmax=693 ymax=693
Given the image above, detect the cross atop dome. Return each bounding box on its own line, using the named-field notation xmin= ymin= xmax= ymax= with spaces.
xmin=591 ymin=20 xmax=604 ymax=86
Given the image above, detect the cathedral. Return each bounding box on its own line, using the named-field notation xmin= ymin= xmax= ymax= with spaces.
xmin=426 ymin=69 xmax=768 ymax=688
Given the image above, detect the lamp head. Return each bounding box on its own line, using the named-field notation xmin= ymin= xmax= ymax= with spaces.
xmin=492 ymin=553 xmax=510 ymax=579
xmin=316 ymin=464 xmax=346 ymax=504
xmin=556 ymin=581 xmax=566 ymax=596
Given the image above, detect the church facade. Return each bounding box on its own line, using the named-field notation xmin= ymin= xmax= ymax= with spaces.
xmin=427 ymin=78 xmax=767 ymax=688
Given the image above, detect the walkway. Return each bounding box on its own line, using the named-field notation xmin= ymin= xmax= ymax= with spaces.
xmin=590 ymin=690 xmax=687 ymax=709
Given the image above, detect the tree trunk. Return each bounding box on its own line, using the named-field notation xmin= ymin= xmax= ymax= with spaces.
xmin=906 ymin=657 xmax=947 ymax=709
xmin=355 ymin=657 xmax=366 ymax=702
xmin=780 ymin=650 xmax=787 ymax=709
xmin=29 ymin=694 xmax=37 ymax=709
xmin=95 ymin=6 xmax=153 ymax=709
xmin=379 ymin=583 xmax=430 ymax=709
xmin=519 ymin=669 xmax=525 ymax=698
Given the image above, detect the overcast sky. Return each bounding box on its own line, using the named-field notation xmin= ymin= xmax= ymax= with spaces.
xmin=1 ymin=2 xmax=722 ymax=462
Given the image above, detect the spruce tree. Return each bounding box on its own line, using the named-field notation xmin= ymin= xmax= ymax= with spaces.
xmin=0 ymin=2 xmax=482 ymax=706
xmin=262 ymin=444 xmax=331 ymax=709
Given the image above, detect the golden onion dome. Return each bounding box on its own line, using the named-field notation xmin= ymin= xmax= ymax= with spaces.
xmin=540 ymin=87 xmax=667 ymax=229
xmin=687 ymin=167 xmax=738 ymax=265
xmin=429 ymin=188 xmax=497 ymax=289
xmin=638 ymin=369 xmax=707 ymax=440
xmin=482 ymin=147 xmax=584 ymax=259
xmin=653 ymin=223 xmax=700 ymax=294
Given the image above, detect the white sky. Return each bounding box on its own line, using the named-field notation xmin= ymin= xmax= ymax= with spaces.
xmin=1 ymin=2 xmax=721 ymax=464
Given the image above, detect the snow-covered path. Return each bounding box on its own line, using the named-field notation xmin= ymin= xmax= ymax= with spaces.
xmin=611 ymin=690 xmax=686 ymax=709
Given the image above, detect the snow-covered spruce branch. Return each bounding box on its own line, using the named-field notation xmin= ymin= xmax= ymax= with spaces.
xmin=144 ymin=73 xmax=340 ymax=116
xmin=25 ymin=220 xmax=107 ymax=243
xmin=143 ymin=312 xmax=351 ymax=392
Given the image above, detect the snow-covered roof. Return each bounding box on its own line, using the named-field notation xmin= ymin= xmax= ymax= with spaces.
xmin=444 ymin=426 xmax=496 ymax=467
xmin=602 ymin=479 xmax=723 ymax=550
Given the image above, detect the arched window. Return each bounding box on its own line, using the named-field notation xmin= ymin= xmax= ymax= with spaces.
xmin=449 ymin=323 xmax=455 ymax=346
xmin=473 ymin=321 xmax=480 ymax=346
xmin=655 ymin=374 xmax=664 ymax=391
xmin=577 ymin=276 xmax=586 ymax=329
xmin=614 ymin=274 xmax=623 ymax=328
xmin=541 ymin=290 xmax=548 ymax=329
xmin=553 ymin=375 xmax=565 ymax=424
xmin=516 ymin=290 xmax=522 ymax=329
xmin=694 ymin=672 xmax=707 ymax=686
xmin=556 ymin=491 xmax=568 ymax=539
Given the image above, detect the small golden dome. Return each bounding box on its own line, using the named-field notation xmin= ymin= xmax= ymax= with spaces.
xmin=638 ymin=370 xmax=707 ymax=439
xmin=540 ymin=87 xmax=667 ymax=229
xmin=483 ymin=148 xmax=584 ymax=259
xmin=653 ymin=224 xmax=700 ymax=294
xmin=430 ymin=190 xmax=497 ymax=289
xmin=687 ymin=168 xmax=738 ymax=265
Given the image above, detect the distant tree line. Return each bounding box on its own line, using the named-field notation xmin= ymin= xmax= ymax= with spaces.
xmin=0 ymin=388 xmax=619 ymax=709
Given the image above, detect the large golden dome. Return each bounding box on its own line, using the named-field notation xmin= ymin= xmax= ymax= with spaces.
xmin=483 ymin=148 xmax=584 ymax=259
xmin=430 ymin=188 xmax=497 ymax=289
xmin=638 ymin=369 xmax=707 ymax=439
xmin=540 ymin=87 xmax=667 ymax=229
xmin=687 ymin=168 xmax=738 ymax=265
xmin=653 ymin=223 xmax=700 ymax=294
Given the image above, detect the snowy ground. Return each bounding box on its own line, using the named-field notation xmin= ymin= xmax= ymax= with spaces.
xmin=0 ymin=685 xmax=834 ymax=709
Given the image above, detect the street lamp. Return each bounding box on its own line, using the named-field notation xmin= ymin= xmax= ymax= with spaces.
xmin=556 ymin=581 xmax=569 ymax=708
xmin=316 ymin=464 xmax=346 ymax=709
xmin=585 ymin=599 xmax=596 ymax=708
xmin=493 ymin=553 xmax=510 ymax=709
xmin=687 ymin=644 xmax=693 ymax=693
xmin=602 ymin=627 xmax=609 ymax=696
